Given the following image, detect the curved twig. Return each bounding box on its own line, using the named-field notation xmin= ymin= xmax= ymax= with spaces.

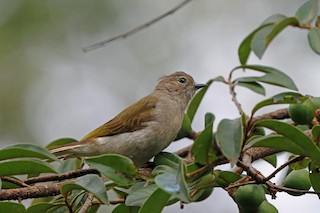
xmin=82 ymin=0 xmax=193 ymax=52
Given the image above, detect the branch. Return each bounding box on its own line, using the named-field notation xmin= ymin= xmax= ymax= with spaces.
xmin=0 ymin=181 xmax=73 ymax=200
xmin=263 ymin=156 xmax=305 ymax=182
xmin=78 ymin=193 xmax=94 ymax=213
xmin=82 ymin=0 xmax=193 ymax=52
xmin=24 ymin=168 xmax=100 ymax=184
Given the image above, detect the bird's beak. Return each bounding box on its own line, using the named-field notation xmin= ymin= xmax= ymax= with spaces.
xmin=194 ymin=83 xmax=207 ymax=90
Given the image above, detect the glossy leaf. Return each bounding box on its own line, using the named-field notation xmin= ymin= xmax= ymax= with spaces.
xmin=254 ymin=120 xmax=320 ymax=163
xmin=238 ymin=23 xmax=273 ymax=65
xmin=216 ymin=118 xmax=243 ymax=166
xmin=152 ymin=165 xmax=177 ymax=176
xmin=0 ymin=144 xmax=59 ymax=161
xmin=61 ymin=174 xmax=108 ymax=204
xmin=312 ymin=125 xmax=320 ymax=143
xmin=310 ymin=171 xmax=320 ymax=194
xmin=261 ymin=14 xmax=287 ymax=24
xmin=237 ymin=81 xmax=266 ymax=95
xmin=0 ymin=159 xmax=56 ymax=176
xmin=308 ymin=27 xmax=320 ymax=54
xmin=154 ymin=152 xmax=180 ymax=170
xmin=86 ymin=154 xmax=136 ymax=186
xmin=187 ymin=76 xmax=224 ymax=122
xmin=263 ymin=154 xmax=277 ymax=168
xmin=86 ymin=154 xmax=136 ymax=175
xmin=251 ymin=92 xmax=303 ymax=115
xmin=45 ymin=138 xmax=78 ymax=149
xmin=112 ymin=204 xmax=139 ymax=213
xmin=250 ymin=135 xmax=306 ymax=155
xmin=289 ymin=156 xmax=310 ymax=170
xmin=236 ymin=65 xmax=298 ymax=91
xmin=0 ymin=202 xmax=25 ymax=213
xmin=155 ymin=160 xmax=191 ymax=203
xmin=175 ymin=114 xmax=192 ymax=140
xmin=251 ymin=17 xmax=299 ymax=58
xmin=192 ymin=113 xmax=216 ymax=165
xmin=27 ymin=203 xmax=57 ymax=213
xmin=213 ymin=170 xmax=242 ymax=188
xmin=125 ymin=184 xmax=158 ymax=207
xmin=295 ymin=0 xmax=319 ymax=25
xmin=138 ymin=188 xmax=170 ymax=213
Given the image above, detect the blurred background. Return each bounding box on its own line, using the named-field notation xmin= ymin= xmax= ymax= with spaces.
xmin=0 ymin=0 xmax=319 ymax=212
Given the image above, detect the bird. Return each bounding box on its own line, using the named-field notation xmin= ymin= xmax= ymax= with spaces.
xmin=50 ymin=72 xmax=206 ymax=167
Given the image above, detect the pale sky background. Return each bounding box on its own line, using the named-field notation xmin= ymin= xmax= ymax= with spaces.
xmin=0 ymin=0 xmax=319 ymax=212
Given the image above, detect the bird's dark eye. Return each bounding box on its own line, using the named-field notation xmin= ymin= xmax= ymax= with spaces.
xmin=178 ymin=77 xmax=187 ymax=83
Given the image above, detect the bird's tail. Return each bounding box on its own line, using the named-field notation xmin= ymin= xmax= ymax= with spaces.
xmin=49 ymin=142 xmax=84 ymax=159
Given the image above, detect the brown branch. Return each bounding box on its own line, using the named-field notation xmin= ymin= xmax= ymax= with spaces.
xmin=24 ymin=168 xmax=100 ymax=184
xmin=82 ymin=0 xmax=193 ymax=52
xmin=0 ymin=176 xmax=29 ymax=188
xmin=249 ymin=108 xmax=289 ymax=124
xmin=0 ymin=181 xmax=73 ymax=200
xmin=263 ymin=156 xmax=305 ymax=182
xmin=78 ymin=193 xmax=94 ymax=213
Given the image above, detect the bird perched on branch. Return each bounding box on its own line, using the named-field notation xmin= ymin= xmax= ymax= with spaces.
xmin=50 ymin=72 xmax=206 ymax=167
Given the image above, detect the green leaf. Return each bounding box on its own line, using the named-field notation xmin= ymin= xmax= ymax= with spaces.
xmin=215 ymin=118 xmax=243 ymax=166
xmin=236 ymin=65 xmax=298 ymax=91
xmin=0 ymin=144 xmax=59 ymax=161
xmin=125 ymin=184 xmax=158 ymax=207
xmin=289 ymin=156 xmax=310 ymax=170
xmin=213 ymin=170 xmax=242 ymax=188
xmin=112 ymin=204 xmax=139 ymax=213
xmin=308 ymin=27 xmax=320 ymax=54
xmin=138 ymin=188 xmax=170 ymax=213
xmin=251 ymin=92 xmax=303 ymax=116
xmin=86 ymin=154 xmax=136 ymax=175
xmin=86 ymin=154 xmax=136 ymax=186
xmin=155 ymin=160 xmax=191 ymax=203
xmin=261 ymin=14 xmax=287 ymax=24
xmin=152 ymin=165 xmax=177 ymax=176
xmin=154 ymin=152 xmax=180 ymax=170
xmin=187 ymin=76 xmax=224 ymax=122
xmin=0 ymin=159 xmax=56 ymax=176
xmin=263 ymin=154 xmax=277 ymax=168
xmin=254 ymin=120 xmax=320 ymax=164
xmin=310 ymin=171 xmax=320 ymax=193
xmin=27 ymin=203 xmax=57 ymax=213
xmin=175 ymin=114 xmax=192 ymax=140
xmin=58 ymin=158 xmax=83 ymax=173
xmin=46 ymin=138 xmax=78 ymax=149
xmin=238 ymin=23 xmax=273 ymax=65
xmin=192 ymin=113 xmax=216 ymax=165
xmin=312 ymin=125 xmax=320 ymax=142
xmin=251 ymin=17 xmax=299 ymax=58
xmin=61 ymin=174 xmax=108 ymax=204
xmin=236 ymin=81 xmax=266 ymax=95
xmin=295 ymin=0 xmax=319 ymax=25
xmin=0 ymin=202 xmax=25 ymax=213
xmin=250 ymin=135 xmax=306 ymax=155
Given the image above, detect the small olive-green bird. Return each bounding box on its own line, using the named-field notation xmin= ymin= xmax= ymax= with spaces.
xmin=50 ymin=72 xmax=205 ymax=167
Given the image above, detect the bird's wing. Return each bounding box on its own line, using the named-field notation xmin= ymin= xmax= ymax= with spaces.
xmin=81 ymin=95 xmax=157 ymax=140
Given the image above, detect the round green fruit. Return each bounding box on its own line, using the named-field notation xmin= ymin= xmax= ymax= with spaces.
xmin=282 ymin=169 xmax=311 ymax=196
xmin=234 ymin=184 xmax=266 ymax=209
xmin=288 ymin=99 xmax=315 ymax=125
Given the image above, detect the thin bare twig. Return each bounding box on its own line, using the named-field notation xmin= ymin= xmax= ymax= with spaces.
xmin=24 ymin=168 xmax=100 ymax=184
xmin=0 ymin=176 xmax=29 ymax=188
xmin=263 ymin=156 xmax=305 ymax=182
xmin=227 ymin=68 xmax=244 ymax=115
xmin=82 ymin=0 xmax=193 ymax=52
xmin=78 ymin=193 xmax=95 ymax=213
